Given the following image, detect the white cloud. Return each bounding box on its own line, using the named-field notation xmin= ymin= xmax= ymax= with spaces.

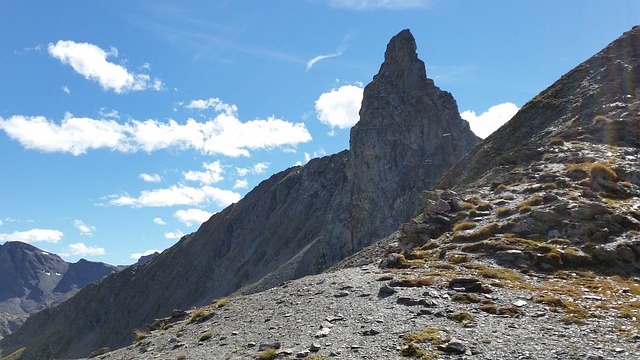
xmin=236 ymin=162 xmax=270 ymax=176
xmin=0 ymin=219 xmax=3 ymax=225
xmin=62 ymin=86 xmax=70 ymax=94
xmin=185 ymin=98 xmax=237 ymax=113
xmin=48 ymin=40 xmax=163 ymax=93
xmin=67 ymin=242 xmax=105 ymax=256
xmin=315 ymin=85 xmax=363 ymax=129
xmin=73 ymin=219 xmax=96 ymax=236
xmin=130 ymin=249 xmax=161 ymax=260
xmin=152 ymin=217 xmax=166 ymax=225
xmin=0 ymin=229 xmax=63 ymax=244
xmin=307 ymin=52 xmax=341 ymax=71
xmin=107 ymin=185 xmax=241 ymax=208
xmin=165 ymin=230 xmax=185 ymax=239
xmin=233 ymin=179 xmax=249 ymax=189
xmin=0 ymin=114 xmax=131 ymax=155
xmin=174 ymin=208 xmax=213 ymax=226
xmin=183 ymin=161 xmax=224 ymax=185
xmin=0 ymin=99 xmax=311 ymax=157
xmin=460 ymin=102 xmax=520 ymax=139
xmin=325 ymin=0 xmax=431 ymax=10
xmin=139 ymin=173 xmax=162 ymax=183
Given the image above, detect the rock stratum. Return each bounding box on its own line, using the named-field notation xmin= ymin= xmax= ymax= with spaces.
xmin=0 ymin=29 xmax=479 ymax=359
xmin=0 ymin=242 xmax=123 ymax=338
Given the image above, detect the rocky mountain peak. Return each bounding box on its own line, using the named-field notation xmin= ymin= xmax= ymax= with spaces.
xmin=373 ymin=29 xmax=426 ymax=90
xmin=0 ymin=30 xmax=480 ymax=359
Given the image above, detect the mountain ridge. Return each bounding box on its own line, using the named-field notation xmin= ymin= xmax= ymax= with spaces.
xmin=0 ymin=29 xmax=480 ymax=359
xmin=0 ymin=241 xmax=123 ymax=338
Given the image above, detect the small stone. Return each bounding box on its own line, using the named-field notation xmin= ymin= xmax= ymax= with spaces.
xmin=378 ymin=285 xmax=397 ymax=296
xmin=334 ymin=290 xmax=350 ymax=297
xmin=296 ymin=350 xmax=310 ymax=358
xmin=362 ymin=329 xmax=380 ymax=336
xmin=513 ymin=300 xmax=527 ymax=307
xmin=437 ymin=340 xmax=466 ymax=355
xmin=258 ymin=342 xmax=281 ymax=351
xmin=231 ymin=331 xmax=238 ymax=336
xmin=315 ymin=328 xmax=331 ymax=338
xmin=310 ymin=343 xmax=322 ymax=352
xmin=247 ymin=342 xmax=256 ymax=347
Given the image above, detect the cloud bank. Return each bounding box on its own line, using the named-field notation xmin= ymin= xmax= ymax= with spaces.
xmin=107 ymin=185 xmax=241 ymax=208
xmin=0 ymin=99 xmax=311 ymax=156
xmin=0 ymin=229 xmax=64 ymax=244
xmin=460 ymin=102 xmax=520 ymax=139
xmin=48 ymin=40 xmax=163 ymax=93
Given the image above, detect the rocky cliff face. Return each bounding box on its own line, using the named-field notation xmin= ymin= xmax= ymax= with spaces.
xmin=0 ymin=241 xmax=122 ymax=337
xmin=0 ymin=29 xmax=479 ymax=359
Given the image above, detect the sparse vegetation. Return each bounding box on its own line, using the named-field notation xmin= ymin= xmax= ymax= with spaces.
xmin=449 ymin=311 xmax=475 ymax=324
xmin=211 ymin=297 xmax=230 ymax=308
xmin=548 ymin=137 xmax=565 ymax=146
xmin=307 ymin=355 xmax=329 ymax=360
xmin=199 ymin=331 xmax=213 ymax=341
xmin=590 ymin=162 xmax=617 ymax=182
xmin=496 ymin=207 xmax=514 ymax=217
xmin=592 ymin=115 xmax=613 ymax=125
xmin=257 ymin=348 xmax=278 ymax=359
xmin=134 ymin=329 xmax=148 ymax=342
xmin=176 ymin=355 xmax=187 ymax=360
xmin=451 ymin=293 xmax=482 ymax=304
xmin=399 ymin=343 xmax=429 ymax=358
xmin=453 ymin=221 xmax=477 ymax=231
xmin=402 ymin=327 xmax=450 ymax=345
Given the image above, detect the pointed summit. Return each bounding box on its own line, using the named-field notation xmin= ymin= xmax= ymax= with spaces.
xmin=348 ymin=29 xmax=479 ymax=242
xmin=374 ymin=29 xmax=427 ymax=89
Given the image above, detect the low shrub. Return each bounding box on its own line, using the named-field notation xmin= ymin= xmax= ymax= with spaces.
xmin=453 ymin=221 xmax=477 ymax=231
xmin=590 ymin=162 xmax=617 ymax=182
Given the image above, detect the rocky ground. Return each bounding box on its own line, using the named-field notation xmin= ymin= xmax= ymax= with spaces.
xmin=75 ymin=137 xmax=640 ymax=360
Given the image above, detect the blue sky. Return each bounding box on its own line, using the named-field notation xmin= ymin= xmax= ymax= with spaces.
xmin=1 ymin=0 xmax=639 ymax=265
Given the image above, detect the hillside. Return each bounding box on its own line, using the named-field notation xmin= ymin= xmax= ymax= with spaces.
xmin=66 ymin=25 xmax=640 ymax=360
xmin=0 ymin=242 xmax=123 ymax=338
xmin=0 ymin=29 xmax=479 ymax=359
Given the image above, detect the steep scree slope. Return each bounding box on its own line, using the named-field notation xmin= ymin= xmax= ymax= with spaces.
xmin=0 ymin=29 xmax=479 ymax=359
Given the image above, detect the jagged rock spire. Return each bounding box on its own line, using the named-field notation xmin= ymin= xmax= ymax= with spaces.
xmin=348 ymin=29 xmax=479 ymax=246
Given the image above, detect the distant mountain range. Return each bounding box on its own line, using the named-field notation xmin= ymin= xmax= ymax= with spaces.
xmin=0 ymin=241 xmax=128 ymax=337
xmin=1 ymin=26 xmax=639 ymax=360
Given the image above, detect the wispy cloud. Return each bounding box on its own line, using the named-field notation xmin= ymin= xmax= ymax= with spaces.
xmin=174 ymin=208 xmax=213 ymax=226
xmin=315 ymin=84 xmax=363 ymax=128
xmin=325 ymin=0 xmax=431 ymax=10
xmin=48 ymin=40 xmax=163 ymax=93
xmin=73 ymin=219 xmax=96 ymax=236
xmin=0 ymin=99 xmax=311 ymax=156
xmin=152 ymin=217 xmax=166 ymax=225
xmin=306 ymin=52 xmax=342 ymax=71
xmin=306 ymin=33 xmax=354 ymax=71
xmin=106 ymin=184 xmax=240 ymax=208
xmin=0 ymin=229 xmax=64 ymax=244
xmin=139 ymin=173 xmax=162 ymax=183
xmin=460 ymin=102 xmax=520 ymax=139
